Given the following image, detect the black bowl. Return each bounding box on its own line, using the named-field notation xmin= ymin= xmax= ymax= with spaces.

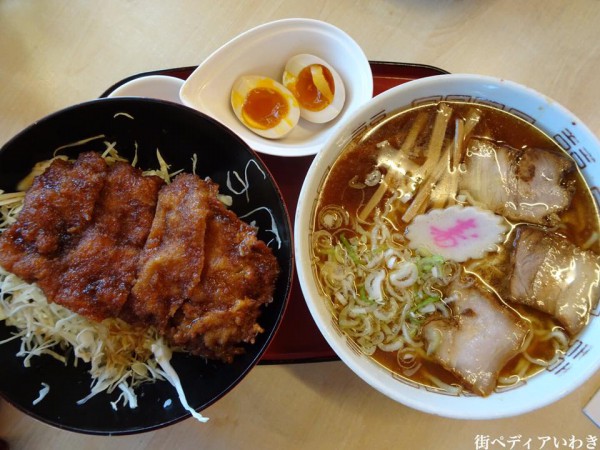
xmin=0 ymin=98 xmax=293 ymax=434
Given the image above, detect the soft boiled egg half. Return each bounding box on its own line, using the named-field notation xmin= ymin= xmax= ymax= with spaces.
xmin=230 ymin=75 xmax=300 ymax=139
xmin=283 ymin=54 xmax=346 ymax=124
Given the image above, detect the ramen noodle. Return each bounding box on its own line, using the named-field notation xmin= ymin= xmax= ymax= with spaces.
xmin=311 ymin=101 xmax=600 ymax=396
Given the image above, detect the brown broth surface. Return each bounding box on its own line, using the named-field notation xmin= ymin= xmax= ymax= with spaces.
xmin=312 ymin=101 xmax=600 ymax=394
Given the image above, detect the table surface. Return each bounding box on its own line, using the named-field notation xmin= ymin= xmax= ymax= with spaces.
xmin=2 ymin=1 xmax=600 ymax=449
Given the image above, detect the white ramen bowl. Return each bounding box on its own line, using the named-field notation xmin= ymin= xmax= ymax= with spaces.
xmin=295 ymin=73 xmax=600 ymax=419
xmin=180 ymin=18 xmax=373 ymax=157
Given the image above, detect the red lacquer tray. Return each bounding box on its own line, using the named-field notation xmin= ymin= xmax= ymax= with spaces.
xmin=101 ymin=61 xmax=449 ymax=364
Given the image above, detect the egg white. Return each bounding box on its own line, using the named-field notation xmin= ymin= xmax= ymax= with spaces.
xmin=282 ymin=54 xmax=346 ymax=124
xmin=230 ymin=75 xmax=300 ymax=139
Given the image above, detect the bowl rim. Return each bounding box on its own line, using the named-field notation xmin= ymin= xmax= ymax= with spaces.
xmin=294 ymin=73 xmax=600 ymax=419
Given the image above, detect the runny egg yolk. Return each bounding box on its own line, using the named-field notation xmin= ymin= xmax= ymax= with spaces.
xmin=231 ymin=75 xmax=300 ymax=139
xmin=241 ymin=87 xmax=289 ymax=130
xmin=282 ymin=54 xmax=345 ymax=124
xmin=292 ymin=64 xmax=335 ymax=112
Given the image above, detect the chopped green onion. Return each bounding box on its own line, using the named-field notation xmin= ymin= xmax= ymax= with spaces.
xmin=418 ymin=255 xmax=444 ymax=272
xmin=339 ymin=234 xmax=361 ymax=265
xmin=359 ymin=285 xmax=375 ymax=304
xmin=414 ymin=296 xmax=440 ymax=311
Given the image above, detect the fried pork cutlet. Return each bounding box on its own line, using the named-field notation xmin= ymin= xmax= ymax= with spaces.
xmin=0 ymin=152 xmax=108 ymax=284
xmin=128 ymin=174 xmax=280 ymax=362
xmin=127 ymin=174 xmax=213 ymax=327
xmin=0 ymin=153 xmax=164 ymax=321
xmin=168 ymin=178 xmax=280 ymax=362
xmin=52 ymin=162 xmax=164 ymax=321
xmin=0 ymin=155 xmax=280 ymax=363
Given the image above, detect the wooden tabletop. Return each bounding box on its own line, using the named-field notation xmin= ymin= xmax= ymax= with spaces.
xmin=2 ymin=1 xmax=600 ymax=449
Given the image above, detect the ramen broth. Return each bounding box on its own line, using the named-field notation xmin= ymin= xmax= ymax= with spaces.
xmin=311 ymin=101 xmax=600 ymax=395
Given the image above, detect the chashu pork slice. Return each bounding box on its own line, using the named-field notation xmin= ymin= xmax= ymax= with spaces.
xmin=423 ymin=281 xmax=529 ymax=396
xmin=460 ymin=139 xmax=575 ymax=226
xmin=509 ymin=226 xmax=600 ymax=335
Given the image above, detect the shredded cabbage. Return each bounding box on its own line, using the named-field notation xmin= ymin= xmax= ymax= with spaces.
xmin=0 ymin=263 xmax=166 ymax=409
xmin=32 ymin=382 xmax=50 ymax=405
xmin=226 ymin=159 xmax=266 ymax=202
xmin=0 ymin=143 xmax=210 ymax=421
xmin=240 ymin=206 xmax=282 ymax=250
xmin=142 ymin=149 xmax=183 ymax=182
xmin=152 ymin=342 xmax=208 ymax=422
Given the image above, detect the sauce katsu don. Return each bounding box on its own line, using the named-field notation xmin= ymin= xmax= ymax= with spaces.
xmin=0 ymin=151 xmax=280 ymax=363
